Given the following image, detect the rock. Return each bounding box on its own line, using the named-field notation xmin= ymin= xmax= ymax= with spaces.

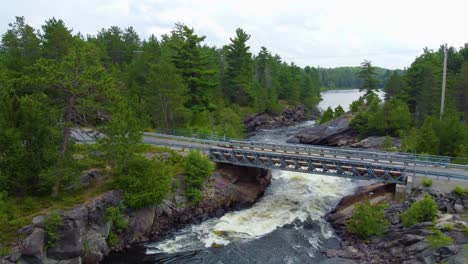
xmin=32 ymin=216 xmax=46 ymax=229
xmin=454 ymin=204 xmax=464 ymax=213
xmin=215 ymin=208 xmax=224 ymax=218
xmin=82 ymin=230 xmax=109 ymax=264
xmin=437 ymin=245 xmax=458 ymax=258
xmin=21 ymin=228 xmax=45 ymax=257
xmin=46 ymin=220 xmax=84 ymax=260
xmin=63 ymin=205 xmax=88 ymax=221
xmin=244 ymin=105 xmax=312 ymax=133
xmin=87 ymin=191 xmax=121 ymax=224
xmin=406 ymin=241 xmax=429 ymax=253
xmin=287 ymin=113 xmax=358 ymax=146
xmin=399 ymin=234 xmax=426 ymax=246
xmin=80 ymin=169 xmax=102 ymax=187
xmin=122 ymin=206 xmax=155 ymax=243
xmin=350 ymin=136 xmax=401 ymax=150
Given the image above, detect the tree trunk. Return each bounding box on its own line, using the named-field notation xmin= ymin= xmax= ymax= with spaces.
xmin=52 ymin=96 xmax=74 ymax=197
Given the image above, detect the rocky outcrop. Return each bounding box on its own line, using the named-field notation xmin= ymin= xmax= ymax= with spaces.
xmin=1 ymin=164 xmax=271 ymax=264
xmin=324 ymin=187 xmax=468 ymax=264
xmin=287 ymin=113 xmax=358 ymax=146
xmin=287 ymin=113 xmax=402 ymax=150
xmin=244 ymin=105 xmax=317 ymax=133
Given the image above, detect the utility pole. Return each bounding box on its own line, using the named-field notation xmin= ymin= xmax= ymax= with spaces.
xmin=440 ymin=43 xmax=448 ymax=120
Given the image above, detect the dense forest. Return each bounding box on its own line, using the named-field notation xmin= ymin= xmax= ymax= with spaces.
xmin=318 ymin=66 xmax=402 ymax=90
xmin=345 ymin=47 xmax=468 ymax=160
xmin=0 ymin=17 xmax=323 ymax=210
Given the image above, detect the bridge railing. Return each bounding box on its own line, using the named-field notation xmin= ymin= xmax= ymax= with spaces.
xmin=144 ymin=131 xmax=467 ymax=169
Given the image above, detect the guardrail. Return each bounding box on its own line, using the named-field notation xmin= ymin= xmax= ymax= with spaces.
xmin=144 ymin=132 xmax=468 ymax=170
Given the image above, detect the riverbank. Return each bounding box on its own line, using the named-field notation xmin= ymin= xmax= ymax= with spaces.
xmin=323 ymin=185 xmax=468 ymax=263
xmin=0 ymin=164 xmax=271 ymax=264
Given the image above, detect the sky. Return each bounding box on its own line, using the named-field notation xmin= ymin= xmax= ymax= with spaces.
xmin=1 ymin=0 xmax=467 ymax=69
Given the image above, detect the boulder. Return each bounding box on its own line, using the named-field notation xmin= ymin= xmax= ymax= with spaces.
xmin=20 ymin=228 xmax=45 ymax=258
xmin=287 ymin=113 xmax=358 ymax=146
xmin=82 ymin=230 xmax=109 ymax=264
xmin=46 ymin=220 xmax=84 ymax=260
xmin=122 ymin=206 xmax=155 ymax=243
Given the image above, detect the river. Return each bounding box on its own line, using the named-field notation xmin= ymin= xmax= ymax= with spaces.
xmin=104 ymin=89 xmax=371 ymax=264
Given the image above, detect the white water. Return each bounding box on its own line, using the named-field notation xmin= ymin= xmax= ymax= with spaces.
xmin=147 ymin=171 xmax=355 ymax=254
xmin=145 ymin=89 xmax=368 ymax=259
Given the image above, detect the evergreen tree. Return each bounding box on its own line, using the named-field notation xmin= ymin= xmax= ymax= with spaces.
xmin=41 ymin=18 xmax=73 ymax=61
xmin=225 ymin=28 xmax=254 ymax=106
xmin=320 ymin=107 xmax=334 ymax=124
xmin=334 ymin=105 xmax=345 ymax=118
xmin=358 ymin=60 xmax=378 ymax=95
xmin=384 ymin=71 xmax=402 ymax=101
xmin=416 ymin=116 xmax=439 ymax=154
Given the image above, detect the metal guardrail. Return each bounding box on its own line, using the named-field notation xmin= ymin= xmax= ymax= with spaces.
xmin=144 ymin=133 xmax=468 ymax=182
xmin=144 ymin=132 xmax=468 ymax=170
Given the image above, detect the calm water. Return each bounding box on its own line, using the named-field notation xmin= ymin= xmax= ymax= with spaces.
xmin=318 ymin=89 xmax=384 ymax=112
xmin=104 ymin=89 xmax=371 ymax=264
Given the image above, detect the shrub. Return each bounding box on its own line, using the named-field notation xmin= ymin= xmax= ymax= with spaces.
xmin=319 ymin=107 xmax=335 ymax=124
xmin=105 ymin=206 xmax=128 ymax=233
xmin=346 ymin=200 xmax=389 ymax=239
xmin=443 ymin=223 xmax=454 ymax=232
xmin=463 ymin=225 xmax=468 ymax=235
xmin=117 ymin=156 xmax=170 ymax=209
xmin=422 ymin=177 xmax=433 ymax=187
xmin=184 ymin=151 xmax=215 ymax=204
xmin=107 ymin=232 xmax=119 ymax=247
xmin=453 ymin=185 xmax=467 ymax=196
xmin=428 ymin=229 xmax=453 ymax=248
xmin=401 ymin=193 xmax=438 ymax=227
xmin=44 ymin=212 xmax=63 ymax=247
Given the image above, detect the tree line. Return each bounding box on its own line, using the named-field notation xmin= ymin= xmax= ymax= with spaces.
xmin=0 ymin=16 xmax=323 ymax=198
xmin=348 ymin=48 xmax=468 ymax=161
xmin=318 ymin=66 xmax=401 ymax=90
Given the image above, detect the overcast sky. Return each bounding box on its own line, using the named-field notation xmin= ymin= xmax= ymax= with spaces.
xmin=2 ymin=0 xmax=467 ymax=69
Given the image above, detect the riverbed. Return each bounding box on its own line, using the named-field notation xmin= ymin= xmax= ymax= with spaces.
xmin=104 ymin=89 xmax=369 ymax=264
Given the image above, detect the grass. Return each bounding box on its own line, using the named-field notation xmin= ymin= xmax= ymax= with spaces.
xmin=428 ymin=229 xmax=454 ymax=248
xmin=443 ymin=223 xmax=454 ymax=232
xmin=0 ymin=179 xmax=113 ymax=247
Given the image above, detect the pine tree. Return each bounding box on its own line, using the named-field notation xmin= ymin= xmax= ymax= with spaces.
xmin=320 ymin=107 xmax=335 ymax=124
xmin=359 ymin=60 xmax=378 ymax=95
xmin=384 ymin=71 xmax=402 ymax=101
xmin=225 ymin=28 xmax=254 ymax=106
xmin=416 ymin=116 xmax=440 ymax=154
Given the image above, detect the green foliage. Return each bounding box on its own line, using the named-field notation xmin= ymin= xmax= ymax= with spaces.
xmin=346 ymin=200 xmax=389 ymax=239
xmin=358 ymin=60 xmax=378 ymax=94
xmin=184 ymin=151 xmax=215 ymax=204
xmin=117 ymin=156 xmax=171 ymax=209
xmin=350 ymin=97 xmax=411 ymax=137
xmin=401 ymin=193 xmax=438 ymax=227
xmin=453 ymin=185 xmax=467 ymax=196
xmin=383 ymin=136 xmax=394 ymax=151
xmin=428 ymin=229 xmax=454 ymax=248
xmin=416 ymin=116 xmax=439 ymax=155
xmin=320 ymin=107 xmax=335 ymax=124
xmin=318 ymin=67 xmax=396 ymax=90
xmin=105 ymin=206 xmax=128 ymax=233
xmin=422 ymin=177 xmax=433 ymax=187
xmin=107 ymin=232 xmax=119 ymax=247
xmin=384 ymin=71 xmax=403 ymax=101
xmin=462 ymin=225 xmax=468 ymax=235
xmin=44 ymin=212 xmax=63 ymax=247
xmin=443 ymin=223 xmax=454 ymax=231
xmin=334 ymin=105 xmax=345 ymax=118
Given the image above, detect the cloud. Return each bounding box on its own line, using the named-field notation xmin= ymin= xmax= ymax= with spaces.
xmin=1 ymin=0 xmax=467 ymax=68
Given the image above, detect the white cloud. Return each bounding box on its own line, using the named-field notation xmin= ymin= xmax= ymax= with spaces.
xmin=1 ymin=0 xmax=467 ymax=68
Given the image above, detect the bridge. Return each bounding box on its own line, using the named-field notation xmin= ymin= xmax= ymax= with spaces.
xmin=142 ymin=132 xmax=468 ymax=185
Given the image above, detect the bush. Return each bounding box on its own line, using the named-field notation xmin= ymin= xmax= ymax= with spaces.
xmin=422 ymin=177 xmax=433 ymax=187
xmin=346 ymin=200 xmax=389 ymax=239
xmin=463 ymin=225 xmax=468 ymax=235
xmin=44 ymin=212 xmax=63 ymax=247
xmin=117 ymin=156 xmax=171 ymax=209
xmin=443 ymin=223 xmax=454 ymax=231
xmin=107 ymin=232 xmax=119 ymax=247
xmin=105 ymin=206 xmax=128 ymax=233
xmin=184 ymin=151 xmax=215 ymax=204
xmin=401 ymin=193 xmax=438 ymax=227
xmin=319 ymin=107 xmax=334 ymax=124
xmin=428 ymin=229 xmax=453 ymax=248
xmin=452 ymin=185 xmax=467 ymax=196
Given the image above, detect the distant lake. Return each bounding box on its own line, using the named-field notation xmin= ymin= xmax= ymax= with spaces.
xmin=318 ymin=89 xmax=385 ymax=112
